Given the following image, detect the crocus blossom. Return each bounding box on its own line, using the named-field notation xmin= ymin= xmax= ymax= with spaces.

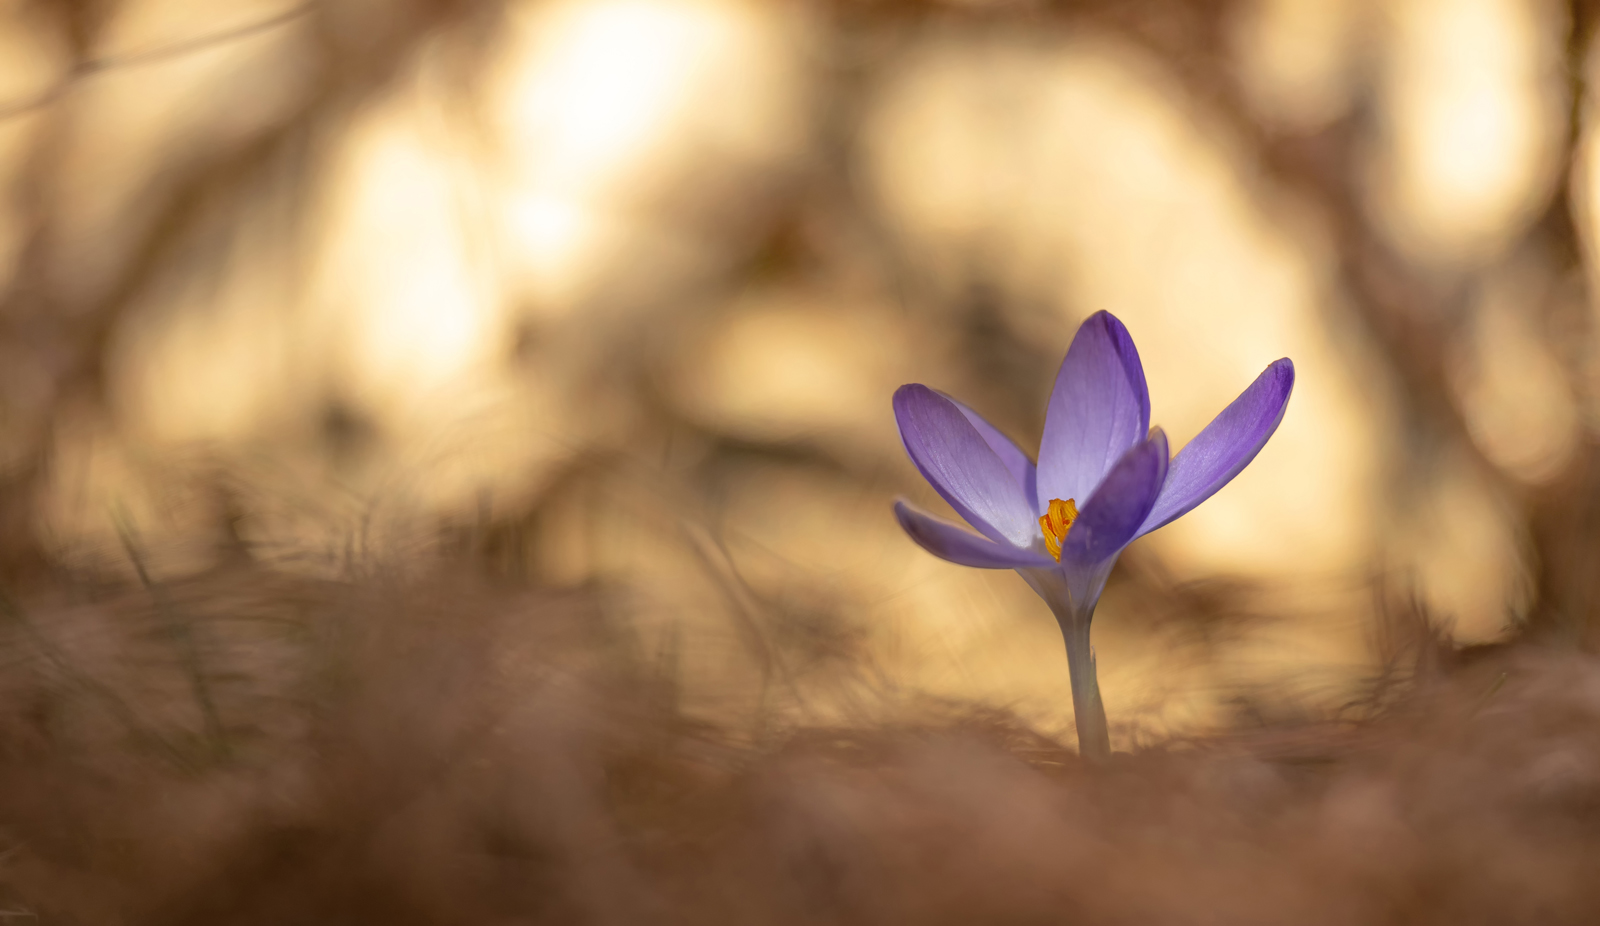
xmin=892 ymin=310 xmax=1294 ymax=758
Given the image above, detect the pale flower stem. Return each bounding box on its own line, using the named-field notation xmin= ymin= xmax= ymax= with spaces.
xmin=1023 ymin=568 xmax=1113 ymax=761
xmin=1060 ymin=609 xmax=1110 ymax=761
xmin=1062 ymin=620 xmax=1113 ymax=764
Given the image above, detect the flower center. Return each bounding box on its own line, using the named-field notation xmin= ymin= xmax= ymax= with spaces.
xmin=1038 ymin=498 xmax=1078 ymax=562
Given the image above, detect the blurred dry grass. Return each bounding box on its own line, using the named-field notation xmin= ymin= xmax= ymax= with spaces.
xmin=2 ymin=0 xmax=1600 ymax=918
xmin=0 ymin=565 xmax=1597 ymax=923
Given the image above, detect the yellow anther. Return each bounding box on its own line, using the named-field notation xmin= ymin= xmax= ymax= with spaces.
xmin=1038 ymin=498 xmax=1078 ymax=562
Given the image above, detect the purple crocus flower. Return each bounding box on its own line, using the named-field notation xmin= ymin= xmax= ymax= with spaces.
xmin=892 ymin=310 xmax=1294 ymax=759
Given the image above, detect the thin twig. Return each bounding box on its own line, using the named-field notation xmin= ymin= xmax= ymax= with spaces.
xmin=0 ymin=591 xmax=193 ymax=769
xmin=0 ymin=2 xmax=317 ymax=121
xmin=113 ymin=509 xmax=231 ymax=759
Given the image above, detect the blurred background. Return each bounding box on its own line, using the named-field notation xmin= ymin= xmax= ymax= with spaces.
xmin=1 ymin=0 xmax=1597 ymax=746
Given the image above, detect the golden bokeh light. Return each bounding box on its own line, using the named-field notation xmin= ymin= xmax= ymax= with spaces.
xmin=1230 ymin=0 xmax=1362 ymax=129
xmin=488 ymin=0 xmax=803 ymax=314
xmin=673 ymin=291 xmax=909 ymax=448
xmin=864 ymin=31 xmax=1382 ymax=583
xmin=1450 ymin=257 xmax=1581 ymax=485
xmin=497 ymin=0 xmax=747 ymax=188
xmin=62 ymin=0 xmax=806 ymax=551
xmin=1576 ymin=30 xmax=1600 ymax=431
xmin=2 ymin=0 xmax=1590 ymax=743
xmin=7 ymin=5 xmax=1600 ymax=911
xmin=315 ymin=92 xmax=505 ymax=415
xmin=49 ymin=1 xmax=312 ymax=305
xmin=1385 ymin=452 xmax=1531 ymax=644
xmin=1368 ymin=0 xmax=1566 ymax=265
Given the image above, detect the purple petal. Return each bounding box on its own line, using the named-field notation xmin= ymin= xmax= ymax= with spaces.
xmin=1136 ymin=359 xmax=1294 ymax=537
xmin=1060 ymin=429 xmax=1169 ymax=565
xmin=894 ymin=384 xmax=1040 ymax=547
xmin=1036 ymin=311 xmax=1151 ymax=512
xmin=894 ymin=501 xmax=1056 ymax=569
xmin=945 ymin=394 xmax=1038 ymax=514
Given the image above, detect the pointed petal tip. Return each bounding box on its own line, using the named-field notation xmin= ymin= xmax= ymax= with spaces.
xmin=892 ymin=382 xmax=928 ymax=409
xmin=1263 ymin=358 xmax=1296 ymax=400
xmin=1087 ymin=308 xmax=1125 ymax=330
xmin=1037 ymin=309 xmax=1151 ymax=508
xmin=1133 ymin=356 xmax=1295 ymax=538
xmin=1082 ymin=311 xmax=1138 ymax=357
xmin=1262 ymin=359 xmax=1296 ymax=420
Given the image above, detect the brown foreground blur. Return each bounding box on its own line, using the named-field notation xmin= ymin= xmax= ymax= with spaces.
xmin=0 ymin=564 xmax=1597 ymax=923
xmin=5 ymin=0 xmax=1600 ymax=918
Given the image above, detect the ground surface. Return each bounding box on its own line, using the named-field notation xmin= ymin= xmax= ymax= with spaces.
xmin=0 ymin=564 xmax=1595 ymax=924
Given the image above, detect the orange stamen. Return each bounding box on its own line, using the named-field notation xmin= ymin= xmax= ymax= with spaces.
xmin=1038 ymin=498 xmax=1078 ymax=562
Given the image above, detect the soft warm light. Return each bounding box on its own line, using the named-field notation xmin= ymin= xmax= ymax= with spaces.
xmin=1576 ymin=32 xmax=1600 ymax=427
xmin=499 ymin=0 xmax=736 ymax=186
xmin=0 ymin=14 xmax=64 ymax=295
xmin=1230 ymin=0 xmax=1359 ymax=129
xmin=504 ymin=193 xmax=597 ymax=303
xmin=676 ymin=293 xmax=907 ymax=442
xmin=1450 ymin=259 xmax=1579 ymax=484
xmin=317 ymin=102 xmax=499 ymax=407
xmin=490 ymin=0 xmax=796 ymax=310
xmin=860 ymin=34 xmax=1397 ymax=732
xmin=1370 ymin=0 xmax=1565 ymax=264
xmin=864 ymin=33 xmax=1380 ymax=581
xmin=1386 ymin=454 xmax=1529 ymax=644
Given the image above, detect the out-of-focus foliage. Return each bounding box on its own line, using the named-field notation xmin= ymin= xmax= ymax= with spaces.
xmin=2 ymin=0 xmax=1600 ymax=742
